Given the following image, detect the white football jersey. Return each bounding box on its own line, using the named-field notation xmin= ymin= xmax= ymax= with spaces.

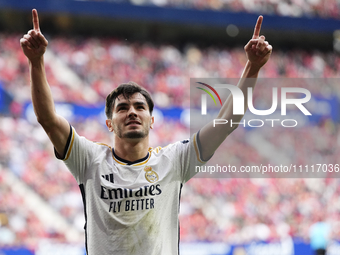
xmin=58 ymin=126 xmax=207 ymax=255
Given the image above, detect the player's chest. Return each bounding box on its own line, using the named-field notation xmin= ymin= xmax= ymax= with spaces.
xmin=90 ymin=157 xmax=178 ymax=215
xmin=89 ymin=154 xmax=175 ymax=190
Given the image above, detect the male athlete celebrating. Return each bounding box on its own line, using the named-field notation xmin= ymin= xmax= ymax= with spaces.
xmin=20 ymin=9 xmax=272 ymax=255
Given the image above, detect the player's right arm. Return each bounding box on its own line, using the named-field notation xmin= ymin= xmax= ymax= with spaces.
xmin=20 ymin=9 xmax=70 ymax=157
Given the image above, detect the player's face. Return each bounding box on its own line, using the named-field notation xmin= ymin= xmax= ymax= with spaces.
xmin=106 ymin=93 xmax=154 ymax=140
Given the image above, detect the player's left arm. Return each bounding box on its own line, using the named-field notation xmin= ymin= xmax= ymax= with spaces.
xmin=198 ymin=16 xmax=272 ymax=161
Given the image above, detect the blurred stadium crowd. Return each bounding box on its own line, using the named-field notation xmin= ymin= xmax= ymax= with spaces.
xmin=90 ymin=0 xmax=340 ymax=19
xmin=1 ymin=31 xmax=340 ymax=250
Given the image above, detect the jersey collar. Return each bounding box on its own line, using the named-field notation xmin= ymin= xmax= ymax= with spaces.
xmin=111 ymin=148 xmax=151 ymax=166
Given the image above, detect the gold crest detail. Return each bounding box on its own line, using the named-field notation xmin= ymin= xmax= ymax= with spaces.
xmin=144 ymin=166 xmax=159 ymax=183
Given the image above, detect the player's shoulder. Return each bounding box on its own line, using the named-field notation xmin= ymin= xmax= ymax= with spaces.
xmin=180 ymin=139 xmax=190 ymax=144
xmin=73 ymin=128 xmax=112 ymax=151
xmin=150 ymin=138 xmax=191 ymax=155
xmin=89 ymin=141 xmax=113 ymax=156
xmin=94 ymin=142 xmax=112 ymax=148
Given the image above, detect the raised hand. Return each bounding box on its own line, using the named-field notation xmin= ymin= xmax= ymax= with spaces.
xmin=244 ymin=16 xmax=272 ymax=69
xmin=20 ymin=9 xmax=48 ymax=63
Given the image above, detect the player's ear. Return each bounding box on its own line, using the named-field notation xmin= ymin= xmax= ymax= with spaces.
xmin=106 ymin=119 xmax=114 ymax=132
xmin=150 ymin=116 xmax=154 ymax=129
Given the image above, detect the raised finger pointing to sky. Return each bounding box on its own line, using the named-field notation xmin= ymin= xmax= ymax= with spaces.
xmin=32 ymin=9 xmax=40 ymax=32
xmin=252 ymin=15 xmax=263 ymax=39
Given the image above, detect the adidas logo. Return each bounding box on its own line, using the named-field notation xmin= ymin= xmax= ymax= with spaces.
xmin=101 ymin=173 xmax=114 ymax=184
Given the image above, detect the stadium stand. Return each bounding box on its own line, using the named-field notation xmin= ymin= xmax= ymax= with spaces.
xmin=1 ymin=1 xmax=340 ymax=254
xmin=85 ymin=0 xmax=340 ymax=19
xmin=1 ymin=32 xmax=340 ymax=253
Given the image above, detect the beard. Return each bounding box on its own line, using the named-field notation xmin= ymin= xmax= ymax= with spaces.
xmin=123 ymin=130 xmax=149 ymax=139
xmin=114 ymin=124 xmax=149 ymax=139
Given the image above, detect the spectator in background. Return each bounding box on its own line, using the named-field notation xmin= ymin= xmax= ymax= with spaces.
xmin=309 ymin=213 xmax=330 ymax=255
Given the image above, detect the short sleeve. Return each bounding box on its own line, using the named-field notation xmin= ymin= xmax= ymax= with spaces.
xmin=56 ymin=126 xmax=94 ymax=184
xmin=173 ymin=131 xmax=212 ymax=183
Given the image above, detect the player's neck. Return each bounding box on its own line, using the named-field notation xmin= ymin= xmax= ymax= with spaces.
xmin=113 ymin=136 xmax=150 ymax=162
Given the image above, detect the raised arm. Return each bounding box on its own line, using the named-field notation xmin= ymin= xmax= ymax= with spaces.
xmin=198 ymin=16 xmax=272 ymax=160
xmin=20 ymin=9 xmax=70 ymax=157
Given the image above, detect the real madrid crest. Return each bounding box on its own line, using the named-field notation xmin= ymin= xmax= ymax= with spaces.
xmin=144 ymin=166 xmax=159 ymax=183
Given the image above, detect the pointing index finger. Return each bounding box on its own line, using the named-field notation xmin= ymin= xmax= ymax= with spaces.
xmin=252 ymin=15 xmax=263 ymax=39
xmin=32 ymin=9 xmax=40 ymax=32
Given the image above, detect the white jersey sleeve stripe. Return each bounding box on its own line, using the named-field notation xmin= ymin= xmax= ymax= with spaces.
xmin=63 ymin=127 xmax=75 ymax=161
xmin=193 ymin=133 xmax=205 ymax=164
